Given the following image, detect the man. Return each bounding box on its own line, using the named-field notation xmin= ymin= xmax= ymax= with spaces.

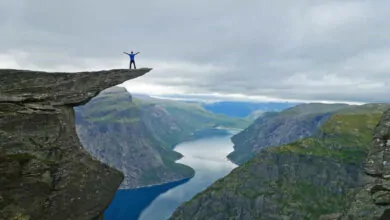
xmin=123 ymin=51 xmax=140 ymax=69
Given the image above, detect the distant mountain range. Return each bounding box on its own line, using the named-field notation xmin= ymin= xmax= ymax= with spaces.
xmin=131 ymin=93 xmax=299 ymax=118
xmin=202 ymin=101 xmax=297 ymax=118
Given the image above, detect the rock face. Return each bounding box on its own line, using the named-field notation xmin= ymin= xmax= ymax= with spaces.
xmin=0 ymin=68 xmax=150 ymax=220
xmin=228 ymin=103 xmax=349 ymax=164
xmin=341 ymin=108 xmax=390 ymax=219
xmin=75 ymin=87 xmax=194 ymax=189
xmin=170 ymin=104 xmax=389 ymax=220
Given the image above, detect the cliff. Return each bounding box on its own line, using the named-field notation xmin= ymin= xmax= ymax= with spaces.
xmin=340 ymin=108 xmax=390 ymax=219
xmin=170 ymin=104 xmax=389 ymax=220
xmin=0 ymin=68 xmax=150 ymax=220
xmin=75 ymin=87 xmax=194 ymax=188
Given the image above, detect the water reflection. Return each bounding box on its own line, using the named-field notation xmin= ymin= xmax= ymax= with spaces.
xmin=139 ymin=135 xmax=237 ymax=220
xmin=104 ymin=178 xmax=190 ymax=220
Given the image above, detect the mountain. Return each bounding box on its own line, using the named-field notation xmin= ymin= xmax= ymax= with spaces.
xmin=0 ymin=68 xmax=150 ymax=220
xmin=245 ymin=109 xmax=265 ymax=120
xmin=75 ymin=87 xmax=193 ymax=188
xmin=75 ymin=87 xmax=250 ymax=189
xmin=132 ymin=93 xmax=298 ymax=118
xmin=132 ymin=95 xmax=252 ymax=130
xmin=228 ymin=103 xmax=351 ymax=164
xmin=202 ymin=101 xmax=297 ymax=118
xmin=170 ymin=103 xmax=390 ymax=220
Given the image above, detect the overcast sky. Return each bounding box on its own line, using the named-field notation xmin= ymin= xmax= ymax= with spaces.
xmin=1 ymin=0 xmax=389 ymax=103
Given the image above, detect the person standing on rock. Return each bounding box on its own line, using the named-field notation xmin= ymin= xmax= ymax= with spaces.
xmin=123 ymin=51 xmax=140 ymax=69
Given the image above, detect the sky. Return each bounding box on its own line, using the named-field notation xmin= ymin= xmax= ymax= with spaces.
xmin=0 ymin=0 xmax=389 ymax=104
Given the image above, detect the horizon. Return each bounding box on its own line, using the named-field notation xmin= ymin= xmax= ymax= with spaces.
xmin=126 ymin=89 xmax=366 ymax=105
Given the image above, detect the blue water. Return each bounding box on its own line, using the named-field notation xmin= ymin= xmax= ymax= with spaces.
xmin=104 ymin=134 xmax=237 ymax=220
xmin=104 ymin=178 xmax=190 ymax=220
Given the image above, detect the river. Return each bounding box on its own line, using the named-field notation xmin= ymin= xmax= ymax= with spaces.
xmin=104 ymin=134 xmax=238 ymax=220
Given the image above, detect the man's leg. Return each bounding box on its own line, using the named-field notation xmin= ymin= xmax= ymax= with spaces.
xmin=134 ymin=61 xmax=136 ymax=69
xmin=129 ymin=60 xmax=132 ymax=69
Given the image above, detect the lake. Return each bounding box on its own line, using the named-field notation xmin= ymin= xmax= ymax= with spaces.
xmin=104 ymin=134 xmax=238 ymax=220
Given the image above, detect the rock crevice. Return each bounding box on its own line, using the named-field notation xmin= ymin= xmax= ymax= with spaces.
xmin=0 ymin=68 xmax=151 ymax=220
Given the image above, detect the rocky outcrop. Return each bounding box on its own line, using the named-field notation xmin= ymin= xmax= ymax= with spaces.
xmin=0 ymin=68 xmax=150 ymax=220
xmin=341 ymin=108 xmax=390 ymax=219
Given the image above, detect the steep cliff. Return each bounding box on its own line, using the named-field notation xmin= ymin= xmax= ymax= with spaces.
xmin=170 ymin=104 xmax=389 ymax=220
xmin=228 ymin=103 xmax=349 ymax=164
xmin=340 ymin=108 xmax=390 ymax=219
xmin=0 ymin=68 xmax=150 ymax=220
xmin=75 ymin=87 xmax=194 ymax=188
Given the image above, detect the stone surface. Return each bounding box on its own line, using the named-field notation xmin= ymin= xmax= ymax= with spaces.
xmin=0 ymin=68 xmax=150 ymax=220
xmin=341 ymin=108 xmax=390 ymax=220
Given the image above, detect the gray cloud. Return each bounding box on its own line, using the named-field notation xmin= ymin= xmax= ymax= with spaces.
xmin=1 ymin=0 xmax=390 ymax=103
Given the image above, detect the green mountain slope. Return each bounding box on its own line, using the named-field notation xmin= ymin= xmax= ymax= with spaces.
xmin=228 ymin=103 xmax=350 ymax=164
xmin=170 ymin=104 xmax=388 ymax=220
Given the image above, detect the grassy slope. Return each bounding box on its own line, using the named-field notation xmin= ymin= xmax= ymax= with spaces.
xmin=270 ymin=112 xmax=381 ymax=164
xmin=171 ymin=104 xmax=388 ymax=219
xmin=227 ymin=103 xmax=352 ymax=164
xmin=78 ymin=90 xmax=140 ymax=123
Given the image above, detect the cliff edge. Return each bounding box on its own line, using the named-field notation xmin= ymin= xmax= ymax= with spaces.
xmin=0 ymin=68 xmax=151 ymax=220
xmin=341 ymin=108 xmax=390 ymax=219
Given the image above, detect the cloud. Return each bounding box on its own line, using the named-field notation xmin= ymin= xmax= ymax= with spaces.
xmin=1 ymin=0 xmax=390 ymax=103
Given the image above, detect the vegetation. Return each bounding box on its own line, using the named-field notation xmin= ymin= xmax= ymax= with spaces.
xmin=270 ymin=113 xmax=382 ymax=164
xmin=171 ymin=104 xmax=388 ymax=220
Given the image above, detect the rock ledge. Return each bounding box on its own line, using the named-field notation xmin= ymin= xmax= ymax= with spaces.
xmin=0 ymin=68 xmax=151 ymax=220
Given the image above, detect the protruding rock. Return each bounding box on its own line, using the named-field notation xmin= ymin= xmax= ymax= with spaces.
xmin=341 ymin=108 xmax=390 ymax=219
xmin=0 ymin=68 xmax=151 ymax=220
xmin=0 ymin=68 xmax=151 ymax=106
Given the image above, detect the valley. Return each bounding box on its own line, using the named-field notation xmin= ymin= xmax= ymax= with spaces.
xmin=75 ymin=87 xmax=260 ymax=188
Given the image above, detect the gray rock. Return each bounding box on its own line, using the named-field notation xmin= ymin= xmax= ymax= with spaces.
xmin=341 ymin=108 xmax=390 ymax=220
xmin=75 ymin=89 xmax=194 ymax=189
xmin=0 ymin=68 xmax=150 ymax=220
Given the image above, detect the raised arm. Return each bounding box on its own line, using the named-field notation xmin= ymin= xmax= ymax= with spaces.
xmin=135 ymin=52 xmax=140 ymax=55
xmin=123 ymin=52 xmax=129 ymax=55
